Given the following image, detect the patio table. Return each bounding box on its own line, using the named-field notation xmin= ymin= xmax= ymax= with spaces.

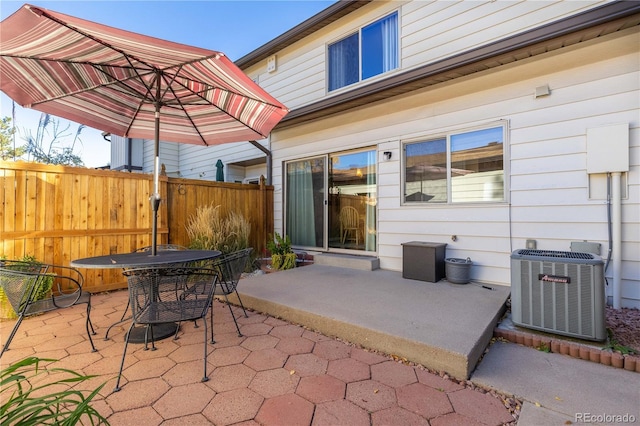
xmin=71 ymin=250 xmax=221 ymax=269
xmin=72 ymin=250 xmax=221 ymax=342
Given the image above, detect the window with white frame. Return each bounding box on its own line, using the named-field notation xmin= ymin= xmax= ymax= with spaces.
xmin=328 ymin=12 xmax=398 ymax=92
xmin=404 ymin=125 xmax=506 ymax=204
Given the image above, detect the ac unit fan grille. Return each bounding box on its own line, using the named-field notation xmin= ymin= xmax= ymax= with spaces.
xmin=517 ymin=249 xmax=595 ymax=260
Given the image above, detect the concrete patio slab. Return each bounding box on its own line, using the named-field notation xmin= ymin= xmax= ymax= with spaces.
xmin=236 ymin=264 xmax=510 ymax=379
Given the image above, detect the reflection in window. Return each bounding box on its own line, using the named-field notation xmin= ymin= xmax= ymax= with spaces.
xmin=404 ymin=126 xmax=505 ymax=203
xmin=328 ymin=12 xmax=398 ymax=92
xmin=405 ymin=139 xmax=447 ymax=202
xmin=451 ymin=127 xmax=504 ymax=202
xmin=328 ymin=34 xmax=359 ymax=92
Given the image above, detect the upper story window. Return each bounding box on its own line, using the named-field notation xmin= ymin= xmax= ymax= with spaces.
xmin=403 ymin=124 xmax=506 ymax=204
xmin=328 ymin=12 xmax=398 ymax=92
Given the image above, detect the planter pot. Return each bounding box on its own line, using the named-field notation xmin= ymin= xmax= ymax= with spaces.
xmin=445 ymin=258 xmax=472 ymax=284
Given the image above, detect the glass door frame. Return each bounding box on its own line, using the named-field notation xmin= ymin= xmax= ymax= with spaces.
xmin=327 ymin=148 xmax=377 ymax=254
xmin=284 ymin=148 xmax=377 ymax=255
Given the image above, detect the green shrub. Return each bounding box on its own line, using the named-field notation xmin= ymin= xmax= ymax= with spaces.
xmin=0 ymin=357 xmax=109 ymax=425
xmin=266 ymin=233 xmax=296 ymax=270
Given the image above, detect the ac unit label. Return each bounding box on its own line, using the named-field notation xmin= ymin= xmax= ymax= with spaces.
xmin=538 ymin=274 xmax=570 ymax=284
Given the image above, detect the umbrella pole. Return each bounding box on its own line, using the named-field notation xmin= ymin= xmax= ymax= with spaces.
xmin=151 ymin=96 xmax=161 ymax=256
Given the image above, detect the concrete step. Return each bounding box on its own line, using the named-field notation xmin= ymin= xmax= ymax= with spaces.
xmin=312 ymin=253 xmax=380 ymax=270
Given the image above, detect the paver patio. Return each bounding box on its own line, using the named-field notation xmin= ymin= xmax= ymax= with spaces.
xmin=0 ymin=287 xmax=517 ymax=425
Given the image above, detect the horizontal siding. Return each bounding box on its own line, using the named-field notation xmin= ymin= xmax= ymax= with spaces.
xmin=403 ymin=1 xmax=605 ymax=69
xmin=139 ymin=138 xmax=269 ymax=183
xmin=271 ymin=28 xmax=639 ymax=306
xmin=249 ymin=0 xmax=608 ymax=110
xmin=256 ymin=46 xmax=327 ymax=108
xmin=176 ymin=139 xmax=268 ymax=181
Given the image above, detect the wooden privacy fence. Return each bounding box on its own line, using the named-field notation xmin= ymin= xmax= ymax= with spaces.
xmin=0 ymin=161 xmax=273 ymax=293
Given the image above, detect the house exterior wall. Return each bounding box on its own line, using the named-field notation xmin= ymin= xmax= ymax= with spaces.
xmin=177 ymin=140 xmax=268 ymax=181
xmin=400 ymin=1 xmax=605 ymax=69
xmin=132 ymin=138 xmax=267 ymax=182
xmin=109 ymin=135 xmax=143 ymax=171
xmin=245 ymin=0 xmax=607 ymax=110
xmin=127 ymin=0 xmax=638 ymax=307
xmin=269 ymin=26 xmax=639 ymax=307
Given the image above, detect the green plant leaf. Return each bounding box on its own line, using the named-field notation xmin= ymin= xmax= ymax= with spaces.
xmin=0 ymin=357 xmax=110 ymax=425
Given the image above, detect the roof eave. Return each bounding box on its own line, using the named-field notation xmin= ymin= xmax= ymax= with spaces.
xmin=235 ymin=1 xmax=372 ymax=69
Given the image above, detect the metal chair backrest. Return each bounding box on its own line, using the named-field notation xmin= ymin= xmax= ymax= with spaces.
xmin=0 ymin=263 xmax=97 ymax=357
xmin=0 ymin=268 xmax=44 ymax=316
xmin=0 ymin=259 xmax=49 ymax=274
xmin=213 ymin=248 xmax=253 ymax=295
xmin=115 ymin=266 xmax=219 ymax=391
xmin=122 ymin=266 xmax=218 ymax=325
xmin=0 ymin=265 xmax=85 ymax=315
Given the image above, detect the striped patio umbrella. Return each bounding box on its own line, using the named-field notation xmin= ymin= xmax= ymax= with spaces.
xmin=0 ymin=4 xmax=288 ymax=254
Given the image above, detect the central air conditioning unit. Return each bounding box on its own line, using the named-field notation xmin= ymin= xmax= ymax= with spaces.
xmin=510 ymin=249 xmax=606 ymax=341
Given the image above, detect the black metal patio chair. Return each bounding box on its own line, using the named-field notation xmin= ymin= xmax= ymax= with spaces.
xmin=114 ymin=266 xmax=219 ymax=391
xmin=0 ymin=262 xmax=97 ymax=358
xmin=104 ymin=244 xmax=188 ymax=341
xmin=212 ymin=248 xmax=253 ymax=336
xmin=181 ymin=248 xmax=252 ymax=339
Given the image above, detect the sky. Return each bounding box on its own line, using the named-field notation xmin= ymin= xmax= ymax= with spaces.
xmin=0 ymin=0 xmax=335 ymax=167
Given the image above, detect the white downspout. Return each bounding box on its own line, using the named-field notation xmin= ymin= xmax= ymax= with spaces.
xmin=611 ymin=172 xmax=622 ymax=309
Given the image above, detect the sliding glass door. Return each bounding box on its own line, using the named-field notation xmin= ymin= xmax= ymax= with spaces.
xmin=285 ymin=157 xmax=326 ymax=248
xmin=285 ymin=148 xmax=376 ymax=253
xmin=328 ymin=150 xmax=376 ymax=251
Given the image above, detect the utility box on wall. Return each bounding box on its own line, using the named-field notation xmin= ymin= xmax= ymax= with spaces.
xmin=586 ymin=123 xmax=629 ymax=174
xmin=402 ymin=242 xmax=447 ymax=282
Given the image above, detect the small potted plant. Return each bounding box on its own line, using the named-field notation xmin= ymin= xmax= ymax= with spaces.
xmin=266 ymin=233 xmax=296 ymax=270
